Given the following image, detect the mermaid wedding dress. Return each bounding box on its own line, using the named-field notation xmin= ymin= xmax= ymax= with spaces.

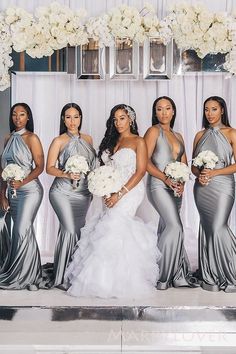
xmin=65 ymin=148 xmax=161 ymax=298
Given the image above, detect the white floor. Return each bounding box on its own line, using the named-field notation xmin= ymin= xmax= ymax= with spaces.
xmin=0 ymin=286 xmax=236 ymax=307
xmin=0 ymin=287 xmax=236 ymax=353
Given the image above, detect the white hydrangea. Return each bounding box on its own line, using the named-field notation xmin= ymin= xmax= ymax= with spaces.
xmin=192 ymin=150 xmax=219 ymax=169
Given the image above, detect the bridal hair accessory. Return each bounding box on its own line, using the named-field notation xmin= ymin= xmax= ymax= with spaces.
xmin=124 ymin=106 xmax=136 ymax=122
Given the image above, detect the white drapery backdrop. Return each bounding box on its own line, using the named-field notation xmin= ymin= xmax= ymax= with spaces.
xmin=1 ymin=0 xmax=236 ymax=268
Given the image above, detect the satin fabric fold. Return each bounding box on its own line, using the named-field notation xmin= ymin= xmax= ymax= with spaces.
xmin=147 ymin=125 xmax=194 ymax=289
xmin=0 ymin=128 xmax=43 ymax=289
xmin=49 ymin=133 xmax=96 ymax=287
xmin=193 ymin=127 xmax=236 ymax=292
xmin=0 ymin=211 xmax=11 ymax=269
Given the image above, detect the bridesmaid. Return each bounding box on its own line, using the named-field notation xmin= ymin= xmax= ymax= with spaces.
xmin=0 ymin=103 xmax=44 ymax=290
xmin=46 ymin=103 xmax=96 ymax=288
xmin=192 ymin=96 xmax=236 ymax=292
xmin=144 ymin=96 xmax=196 ymax=289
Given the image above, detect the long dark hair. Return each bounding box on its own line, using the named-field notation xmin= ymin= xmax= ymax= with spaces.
xmin=152 ymin=96 xmax=176 ymax=128
xmin=59 ymin=103 xmax=83 ymax=134
xmin=9 ymin=103 xmax=34 ymax=133
xmin=98 ymin=104 xmax=139 ymax=162
xmin=202 ymin=96 xmax=231 ymax=128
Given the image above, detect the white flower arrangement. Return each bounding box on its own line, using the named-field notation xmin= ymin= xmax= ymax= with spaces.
xmin=85 ymin=14 xmax=113 ymax=47
xmin=1 ymin=1 xmax=236 ymax=91
xmin=26 ymin=2 xmax=88 ymax=58
xmin=224 ymin=17 xmax=236 ymax=75
xmin=164 ymin=161 xmax=191 ymax=197
xmin=0 ymin=13 xmax=13 ymax=91
xmin=164 ymin=161 xmax=191 ymax=183
xmin=140 ymin=4 xmax=172 ymax=45
xmin=169 ymin=2 xmax=233 ymax=58
xmin=27 ymin=2 xmax=88 ymax=58
xmin=64 ymin=155 xmax=89 ymax=189
xmin=2 ymin=163 xmax=26 ymax=198
xmin=192 ymin=150 xmax=219 ymax=169
xmin=88 ymin=165 xmax=122 ymax=197
xmin=107 ymin=4 xmax=144 ymax=44
xmin=6 ymin=7 xmax=35 ymax=53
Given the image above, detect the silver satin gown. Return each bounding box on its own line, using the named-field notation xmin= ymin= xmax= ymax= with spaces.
xmin=147 ymin=125 xmax=193 ymax=289
xmin=49 ymin=133 xmax=96 ymax=287
xmin=193 ymin=126 xmax=236 ymax=292
xmin=0 ymin=128 xmax=43 ymax=289
xmin=0 ymin=210 xmax=11 ymax=269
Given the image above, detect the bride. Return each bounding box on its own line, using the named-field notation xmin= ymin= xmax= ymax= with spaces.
xmin=65 ymin=104 xmax=161 ymax=298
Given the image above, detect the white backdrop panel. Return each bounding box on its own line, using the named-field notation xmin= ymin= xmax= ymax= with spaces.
xmin=11 ymin=72 xmax=236 ymax=269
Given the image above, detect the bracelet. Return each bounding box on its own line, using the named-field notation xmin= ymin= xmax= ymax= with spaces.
xmin=117 ymin=190 xmax=123 ymax=200
xmin=123 ymin=185 xmax=129 ymax=192
xmin=164 ymin=175 xmax=168 ymax=181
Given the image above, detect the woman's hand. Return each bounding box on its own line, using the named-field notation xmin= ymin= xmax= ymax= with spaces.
xmin=174 ymin=182 xmax=185 ymax=197
xmin=199 ymin=168 xmax=216 ymax=186
xmin=66 ymin=172 xmax=80 ymax=180
xmin=9 ymin=179 xmax=24 ymax=190
xmin=0 ymin=195 xmax=9 ymax=211
xmin=165 ymin=177 xmax=178 ymax=190
xmin=104 ymin=193 xmax=119 ymax=208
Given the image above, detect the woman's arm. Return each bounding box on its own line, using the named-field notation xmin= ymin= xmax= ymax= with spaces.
xmin=0 ymin=164 xmax=9 ymax=211
xmin=46 ymin=137 xmax=79 ymax=180
xmin=11 ymin=134 xmax=44 ymax=189
xmin=191 ymin=131 xmax=204 ymax=179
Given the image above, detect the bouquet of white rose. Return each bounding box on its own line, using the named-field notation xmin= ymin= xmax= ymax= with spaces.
xmin=164 ymin=161 xmax=191 ymax=197
xmin=64 ymin=155 xmax=89 ymax=189
xmin=2 ymin=163 xmax=26 ymax=198
xmin=88 ymin=165 xmax=122 ymax=197
xmin=192 ymin=150 xmax=219 ymax=169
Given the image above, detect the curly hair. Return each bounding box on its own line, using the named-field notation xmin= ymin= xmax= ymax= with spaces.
xmin=202 ymin=96 xmax=231 ymax=128
xmin=98 ymin=104 xmax=139 ymax=163
xmin=152 ymin=96 xmax=176 ymax=128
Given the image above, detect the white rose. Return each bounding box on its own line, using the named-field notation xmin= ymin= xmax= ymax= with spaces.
xmin=122 ymin=18 xmax=131 ymax=27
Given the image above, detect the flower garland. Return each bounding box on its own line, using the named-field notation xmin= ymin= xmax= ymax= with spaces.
xmin=0 ymin=1 xmax=236 ymax=91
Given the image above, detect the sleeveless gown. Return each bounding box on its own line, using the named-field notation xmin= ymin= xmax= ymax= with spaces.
xmin=65 ymin=148 xmax=161 ymax=298
xmin=49 ymin=133 xmax=96 ymax=287
xmin=0 ymin=128 xmax=43 ymax=289
xmin=147 ymin=125 xmax=193 ymax=289
xmin=0 ymin=210 xmax=11 ymax=269
xmin=193 ymin=126 xmax=236 ymax=292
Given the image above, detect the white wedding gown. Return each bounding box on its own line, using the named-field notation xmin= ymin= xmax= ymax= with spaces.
xmin=65 ymin=148 xmax=161 ymax=298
